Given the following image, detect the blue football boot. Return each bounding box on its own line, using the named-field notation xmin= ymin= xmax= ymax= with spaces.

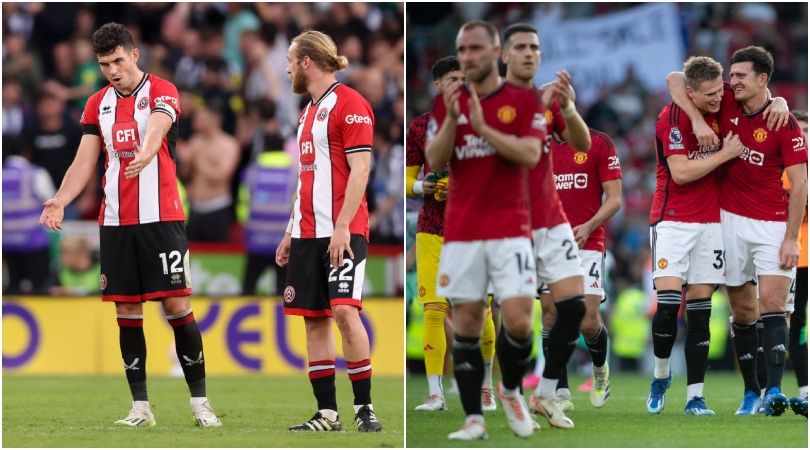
xmin=646 ymin=372 xmax=672 ymax=414
xmin=735 ymin=390 xmax=762 ymax=416
xmin=684 ymin=396 xmax=716 ymax=416
xmin=761 ymin=387 xmax=789 ymax=416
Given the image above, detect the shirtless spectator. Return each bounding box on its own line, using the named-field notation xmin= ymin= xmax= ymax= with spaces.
xmin=185 ymin=104 xmax=240 ymax=242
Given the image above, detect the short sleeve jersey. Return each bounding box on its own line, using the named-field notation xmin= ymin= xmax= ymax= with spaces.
xmin=718 ymin=94 xmax=808 ymax=221
xmin=552 ymin=129 xmax=622 ymax=252
xmin=650 ymin=94 xmax=731 ymax=224
xmin=406 ymin=112 xmax=444 ymax=236
xmin=428 ymin=82 xmax=545 ymax=242
xmin=81 ymin=73 xmax=184 ymax=226
xmin=529 ymin=93 xmax=569 ymax=229
xmin=292 ymin=82 xmax=373 ymax=240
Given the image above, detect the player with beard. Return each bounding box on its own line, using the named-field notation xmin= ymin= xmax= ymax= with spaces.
xmin=277 ymin=30 xmax=381 ymax=432
xmin=407 ymin=56 xmax=500 ymax=412
xmin=668 ymin=46 xmax=805 ymax=416
xmin=427 ymin=20 xmax=545 ymax=440
xmin=500 ymin=23 xmax=593 ymax=428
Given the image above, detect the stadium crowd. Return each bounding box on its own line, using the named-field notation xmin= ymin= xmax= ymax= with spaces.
xmin=405 ymin=2 xmax=807 ymax=373
xmin=2 ymin=2 xmax=404 ymax=294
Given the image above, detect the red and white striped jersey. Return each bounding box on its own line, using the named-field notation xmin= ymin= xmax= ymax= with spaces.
xmin=80 ymin=73 xmax=184 ymax=226
xmin=291 ymin=82 xmax=373 ymax=240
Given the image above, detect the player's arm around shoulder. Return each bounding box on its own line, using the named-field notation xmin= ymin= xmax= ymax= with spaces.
xmin=40 ymin=134 xmax=102 ymax=231
xmin=666 ymin=71 xmax=718 ymax=149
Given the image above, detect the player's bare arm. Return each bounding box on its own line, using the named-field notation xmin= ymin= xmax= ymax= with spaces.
xmin=666 ymin=71 xmax=718 ymax=149
xmin=124 ymin=111 xmax=172 ymax=179
xmin=40 ymin=134 xmax=102 ymax=231
xmin=782 ymin=163 xmax=808 ymax=269
xmin=468 ymin=86 xmax=541 ymax=167
xmin=553 ymin=70 xmax=591 ymax=153
xmin=573 ymin=178 xmax=622 ymax=248
xmin=328 ymin=151 xmax=370 ymax=268
xmin=762 ymin=96 xmax=791 ymax=131
xmin=426 ymin=83 xmax=461 ymax=170
xmin=667 ymin=131 xmax=744 ymax=185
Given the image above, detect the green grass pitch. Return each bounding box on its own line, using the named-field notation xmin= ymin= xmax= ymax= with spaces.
xmin=406 ymin=373 xmax=808 ymax=447
xmin=3 ymin=374 xmax=403 ymax=447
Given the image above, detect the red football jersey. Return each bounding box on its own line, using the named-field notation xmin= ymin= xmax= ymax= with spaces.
xmin=428 ymin=82 xmax=545 ymax=242
xmin=292 ymin=83 xmax=372 ymax=240
xmin=719 ymin=95 xmax=809 ymax=221
xmin=529 ymin=93 xmax=569 ymax=229
xmin=650 ymin=99 xmax=729 ymax=224
xmin=552 ymin=129 xmax=622 ymax=252
xmin=406 ymin=112 xmax=445 ymax=236
xmin=81 ymin=73 xmax=184 ymax=226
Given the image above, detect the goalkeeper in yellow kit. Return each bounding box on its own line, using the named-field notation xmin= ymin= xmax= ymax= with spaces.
xmin=406 ymin=56 xmax=498 ymax=411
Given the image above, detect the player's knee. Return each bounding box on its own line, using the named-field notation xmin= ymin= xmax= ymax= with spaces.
xmin=541 ymin=308 xmax=557 ymax=330
xmin=580 ymin=313 xmax=601 ymax=337
xmin=730 ymin=299 xmax=758 ymax=323
xmin=115 ymin=302 xmax=142 ymax=316
xmin=332 ymin=305 xmax=361 ymax=332
xmin=161 ymin=296 xmax=190 ymax=316
xmin=503 ymin=316 xmax=533 ymax=339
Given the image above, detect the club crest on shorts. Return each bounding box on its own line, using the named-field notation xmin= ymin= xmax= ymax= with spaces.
xmin=438 ymin=274 xmax=450 ymax=287
xmin=138 ymin=97 xmax=148 ymax=110
xmin=100 ymin=274 xmax=108 ymax=291
xmin=497 ymin=105 xmax=516 ymax=124
xmin=657 ymin=258 xmax=668 ymax=270
xmin=283 ymin=286 xmax=295 ymax=303
xmin=753 ymin=128 xmax=767 ymax=143
xmin=317 ymin=107 xmax=328 ymax=121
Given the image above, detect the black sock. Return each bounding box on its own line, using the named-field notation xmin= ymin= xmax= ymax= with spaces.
xmin=789 ymin=271 xmax=808 ymax=391
xmin=756 ymin=319 xmax=767 ymax=390
xmin=732 ymin=320 xmax=761 ymax=394
xmin=542 ymin=328 xmax=568 ymax=389
xmin=168 ymin=310 xmax=206 ymax=397
xmin=308 ymin=360 xmax=337 ymax=411
xmin=347 ymin=359 xmax=372 ymax=406
xmin=118 ymin=315 xmax=148 ymax=401
xmin=453 ymin=335 xmax=484 ymax=416
xmin=762 ymin=312 xmax=788 ymax=392
xmin=585 ymin=325 xmax=609 ymax=368
xmin=652 ymin=290 xmax=681 ymax=359
xmin=496 ymin=328 xmax=533 ymax=390
xmin=685 ymin=299 xmax=711 ymax=386
xmin=542 ymin=296 xmax=585 ymax=380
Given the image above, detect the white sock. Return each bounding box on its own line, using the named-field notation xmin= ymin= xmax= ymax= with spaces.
xmin=319 ymin=408 xmax=338 ymax=422
xmin=556 ymin=388 xmax=571 ymax=400
xmin=482 ymin=359 xmax=494 ymax=388
xmin=134 ymin=400 xmax=151 ymax=409
xmin=501 ymin=385 xmax=519 ymax=397
xmin=653 ymin=357 xmax=670 ymax=379
xmin=466 ymin=414 xmax=484 ymax=425
xmin=190 ymin=397 xmax=207 ymax=407
xmin=686 ymin=383 xmax=703 ymax=401
xmin=536 ymin=377 xmax=558 ymax=399
xmin=800 ymin=386 xmax=808 ymax=397
xmin=427 ymin=374 xmax=443 ymax=397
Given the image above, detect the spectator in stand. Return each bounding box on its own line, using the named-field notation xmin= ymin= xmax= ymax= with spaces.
xmin=50 ymin=235 xmax=101 ymax=296
xmin=369 ymin=123 xmax=404 ymax=244
xmin=184 ymin=103 xmax=240 ymax=242
xmin=2 ymin=32 xmax=44 ymax=103
xmin=2 ymin=78 xmax=33 ymax=138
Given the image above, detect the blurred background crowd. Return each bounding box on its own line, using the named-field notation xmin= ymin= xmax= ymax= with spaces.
xmin=2 ymin=2 xmax=404 ymax=296
xmin=405 ymin=2 xmax=807 ymax=374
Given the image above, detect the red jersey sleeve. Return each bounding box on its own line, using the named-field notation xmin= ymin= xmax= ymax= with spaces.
xmin=80 ymin=91 xmax=101 ymax=136
xmin=406 ymin=114 xmax=427 ymax=167
xmin=338 ymin=93 xmax=374 ymax=154
xmin=595 ymin=132 xmax=622 ymax=181
xmin=517 ymin=89 xmax=547 ymax=140
xmin=781 ymin=115 xmax=809 ymax=168
xmin=150 ymin=77 xmax=181 ymax=122
xmin=659 ymin=105 xmax=692 ymax=158
xmin=548 ymin=99 xmax=568 ymax=136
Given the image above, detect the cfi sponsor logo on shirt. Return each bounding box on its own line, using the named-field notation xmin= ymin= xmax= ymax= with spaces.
xmin=345 ymin=114 xmax=371 ymax=125
xmin=554 ymin=173 xmax=588 ymax=190
xmin=753 ymin=128 xmax=768 ymax=143
xmin=454 ymin=134 xmax=495 ymax=160
xmin=497 ymin=105 xmax=516 ymax=124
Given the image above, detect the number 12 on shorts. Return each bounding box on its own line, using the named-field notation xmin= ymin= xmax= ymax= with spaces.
xmin=159 ymin=251 xmax=184 ymax=274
